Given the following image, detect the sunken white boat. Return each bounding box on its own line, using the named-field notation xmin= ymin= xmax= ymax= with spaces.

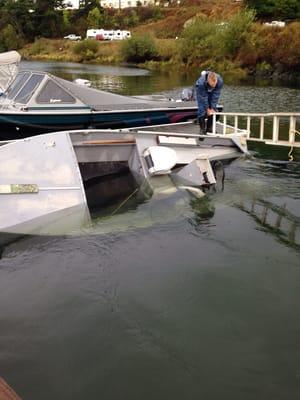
xmin=0 ymin=70 xmax=198 ymax=140
xmin=0 ymin=121 xmax=249 ymax=242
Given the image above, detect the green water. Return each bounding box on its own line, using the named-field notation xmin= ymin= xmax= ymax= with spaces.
xmin=0 ymin=62 xmax=299 ymax=400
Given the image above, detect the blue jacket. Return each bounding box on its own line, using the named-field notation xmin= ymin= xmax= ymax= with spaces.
xmin=195 ymin=72 xmax=223 ymax=117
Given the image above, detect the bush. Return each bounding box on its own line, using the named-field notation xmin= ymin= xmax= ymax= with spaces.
xmin=240 ymin=21 xmax=300 ymax=70
xmin=271 ymin=22 xmax=300 ymax=67
xmin=180 ymin=17 xmax=218 ymax=65
xmin=119 ymin=34 xmax=158 ymax=63
xmin=178 ymin=9 xmax=256 ymax=67
xmin=218 ymin=9 xmax=256 ymax=56
xmin=156 ymin=39 xmax=177 ymax=61
xmin=73 ymin=39 xmax=99 ymax=61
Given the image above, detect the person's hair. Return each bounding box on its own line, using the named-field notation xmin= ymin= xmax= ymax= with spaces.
xmin=207 ymin=72 xmax=217 ymax=87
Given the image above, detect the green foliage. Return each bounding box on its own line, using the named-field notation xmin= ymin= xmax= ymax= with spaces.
xmin=119 ymin=34 xmax=158 ymax=63
xmin=255 ymin=61 xmax=273 ymax=75
xmin=123 ymin=11 xmax=140 ymax=28
xmin=72 ymin=38 xmax=99 ymax=60
xmin=62 ymin=10 xmax=71 ymax=32
xmin=245 ymin=0 xmax=300 ymax=19
xmin=87 ymin=7 xmax=101 ymax=28
xmin=0 ymin=24 xmax=23 ymax=51
xmin=0 ymin=0 xmax=35 ymax=41
xmin=179 ymin=9 xmax=255 ymax=66
xmin=274 ymin=0 xmax=300 ymax=19
xmin=29 ymin=37 xmax=59 ymax=55
xmin=180 ymin=17 xmax=218 ymax=64
xmin=218 ymin=9 xmax=256 ymax=56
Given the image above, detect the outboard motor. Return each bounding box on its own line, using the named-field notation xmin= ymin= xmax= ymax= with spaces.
xmin=143 ymin=146 xmax=177 ymax=176
xmin=181 ymin=87 xmax=195 ymax=101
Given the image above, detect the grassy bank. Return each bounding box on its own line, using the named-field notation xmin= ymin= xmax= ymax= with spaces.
xmin=20 ymin=38 xmax=122 ymax=64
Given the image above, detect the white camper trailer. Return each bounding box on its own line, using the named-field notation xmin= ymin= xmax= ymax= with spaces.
xmin=86 ymin=29 xmax=131 ymax=41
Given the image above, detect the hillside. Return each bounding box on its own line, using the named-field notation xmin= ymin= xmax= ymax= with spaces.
xmin=133 ymin=0 xmax=242 ymax=38
xmin=18 ymin=0 xmax=299 ymax=83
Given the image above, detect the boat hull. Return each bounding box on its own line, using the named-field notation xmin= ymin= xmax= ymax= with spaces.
xmin=0 ymin=108 xmax=197 ymax=140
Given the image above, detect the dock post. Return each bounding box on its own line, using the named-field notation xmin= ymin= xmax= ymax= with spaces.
xmin=260 ymin=117 xmax=264 ymax=140
xmin=272 ymin=115 xmax=279 ymax=143
xmin=234 ymin=115 xmax=238 ymax=133
xmin=223 ymin=115 xmax=227 ymax=135
xmin=246 ymin=116 xmax=251 ymax=139
xmin=289 ymin=116 xmax=296 ymax=144
xmin=212 ymin=114 xmax=217 ymax=134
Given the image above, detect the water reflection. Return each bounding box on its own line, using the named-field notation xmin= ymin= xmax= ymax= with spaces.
xmin=20 ymin=60 xmax=196 ymax=95
xmin=236 ymin=197 xmax=300 ymax=250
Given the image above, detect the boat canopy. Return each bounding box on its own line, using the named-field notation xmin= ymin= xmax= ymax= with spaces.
xmin=0 ymin=50 xmax=21 ymax=93
xmin=0 ymin=70 xmax=197 ymax=112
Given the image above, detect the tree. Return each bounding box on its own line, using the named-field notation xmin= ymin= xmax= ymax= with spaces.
xmin=274 ymin=0 xmax=300 ymax=19
xmin=0 ymin=0 xmax=36 ymax=40
xmin=245 ymin=0 xmax=300 ymax=19
xmin=87 ymin=7 xmax=101 ymax=28
xmin=33 ymin=0 xmax=66 ymax=38
xmin=0 ymin=24 xmax=24 ymax=51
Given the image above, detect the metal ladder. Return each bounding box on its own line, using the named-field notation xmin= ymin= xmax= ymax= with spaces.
xmin=212 ymin=112 xmax=300 ymax=147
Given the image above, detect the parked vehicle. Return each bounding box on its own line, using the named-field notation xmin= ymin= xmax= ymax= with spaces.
xmin=112 ymin=30 xmax=131 ymax=40
xmin=64 ymin=34 xmax=81 ymax=41
xmin=87 ymin=29 xmax=131 ymax=41
xmin=263 ymin=21 xmax=286 ymax=27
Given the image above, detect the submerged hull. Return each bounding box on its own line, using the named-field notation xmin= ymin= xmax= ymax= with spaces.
xmin=0 ymin=108 xmax=197 ymax=140
xmin=0 ymin=124 xmax=248 ymax=244
xmin=0 ymin=131 xmax=91 ymax=239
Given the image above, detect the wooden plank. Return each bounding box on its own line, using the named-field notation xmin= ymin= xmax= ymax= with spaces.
xmin=0 ymin=378 xmax=21 ymax=400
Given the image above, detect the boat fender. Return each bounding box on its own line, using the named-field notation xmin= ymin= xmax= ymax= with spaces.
xmin=143 ymin=146 xmax=177 ymax=175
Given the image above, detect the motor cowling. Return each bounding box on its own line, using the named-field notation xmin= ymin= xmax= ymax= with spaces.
xmin=143 ymin=146 xmax=177 ymax=175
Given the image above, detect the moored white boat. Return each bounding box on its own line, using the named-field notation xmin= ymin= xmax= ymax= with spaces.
xmin=0 ymin=70 xmax=198 ymax=140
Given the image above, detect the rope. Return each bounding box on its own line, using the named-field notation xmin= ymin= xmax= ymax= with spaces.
xmin=110 ymin=187 xmax=139 ymax=216
xmin=288 ymin=129 xmax=300 ymax=162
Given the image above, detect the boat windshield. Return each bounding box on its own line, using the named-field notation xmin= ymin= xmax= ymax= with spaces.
xmin=0 ymin=71 xmax=78 ymax=106
xmin=36 ymin=80 xmax=76 ymax=104
xmin=5 ymin=71 xmax=31 ymax=100
xmin=14 ymin=73 xmax=44 ymax=104
xmin=4 ymin=71 xmax=44 ymax=104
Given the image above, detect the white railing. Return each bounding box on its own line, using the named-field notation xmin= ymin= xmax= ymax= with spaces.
xmin=212 ymin=112 xmax=300 ymax=147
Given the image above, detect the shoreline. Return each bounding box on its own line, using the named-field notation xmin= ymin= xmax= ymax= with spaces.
xmin=19 ymin=38 xmax=300 ymax=86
